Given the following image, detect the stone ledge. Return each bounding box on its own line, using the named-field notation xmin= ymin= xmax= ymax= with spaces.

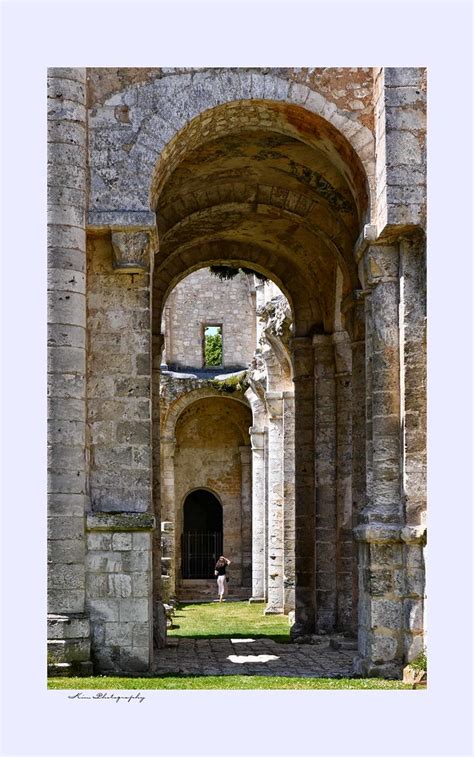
xmin=87 ymin=210 xmax=157 ymax=231
xmin=353 ymin=524 xmax=402 ymax=543
xmin=401 ymin=525 xmax=427 ymax=545
xmin=87 ymin=512 xmax=156 ymax=532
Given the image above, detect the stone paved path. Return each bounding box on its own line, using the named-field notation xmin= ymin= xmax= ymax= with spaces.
xmin=153 ymin=636 xmax=355 ymax=677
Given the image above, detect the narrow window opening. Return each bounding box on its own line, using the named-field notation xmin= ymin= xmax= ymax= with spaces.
xmin=203 ymin=324 xmax=223 ymax=368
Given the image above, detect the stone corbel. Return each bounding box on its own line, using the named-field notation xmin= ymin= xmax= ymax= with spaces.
xmin=360 ymin=244 xmax=399 ymax=289
xmin=111 ymin=231 xmax=151 ymax=273
xmin=289 ymin=337 xmax=313 ymax=381
xmin=265 ymin=391 xmax=284 ymax=420
xmin=249 ymin=426 xmax=266 ymax=451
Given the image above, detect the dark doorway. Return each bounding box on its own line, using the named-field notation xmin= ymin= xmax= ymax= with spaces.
xmin=182 ymin=490 xmax=223 ymax=578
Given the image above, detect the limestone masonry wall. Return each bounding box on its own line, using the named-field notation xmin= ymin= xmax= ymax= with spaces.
xmin=87 ymin=236 xmax=152 ymax=512
xmin=163 ymin=269 xmax=256 ymax=371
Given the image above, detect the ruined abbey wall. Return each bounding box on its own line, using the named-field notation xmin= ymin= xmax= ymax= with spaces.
xmin=47 ymin=66 xmax=427 ymax=678
xmin=162 ymin=268 xmax=256 ymax=370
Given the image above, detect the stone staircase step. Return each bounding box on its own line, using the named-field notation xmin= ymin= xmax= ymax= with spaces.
xmin=48 ymin=660 xmax=94 ymax=677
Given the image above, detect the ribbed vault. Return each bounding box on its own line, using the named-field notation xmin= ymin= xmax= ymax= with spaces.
xmin=153 ymin=101 xmax=369 ymax=336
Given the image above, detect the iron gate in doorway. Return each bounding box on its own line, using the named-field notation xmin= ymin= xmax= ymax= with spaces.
xmin=181 ymin=532 xmax=223 ymax=578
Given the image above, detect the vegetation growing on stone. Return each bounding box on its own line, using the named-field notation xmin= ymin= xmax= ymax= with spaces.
xmin=209 ymin=265 xmax=268 ymax=282
xmin=210 ymin=371 xmax=249 ymax=394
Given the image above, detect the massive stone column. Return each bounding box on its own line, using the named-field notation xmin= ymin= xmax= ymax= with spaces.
xmin=249 ymin=427 xmax=266 ymax=602
xmin=264 ymin=392 xmax=285 ymax=614
xmin=160 ymin=438 xmax=176 ymax=602
xmin=345 ymin=294 xmax=366 ymax=634
xmin=239 ymin=446 xmax=252 ymax=588
xmin=355 ymin=243 xmax=405 ymax=677
xmin=400 ymin=233 xmax=427 ymax=662
xmin=47 ymin=67 xmax=92 ymax=673
xmin=313 ymin=335 xmax=337 ymax=633
xmin=290 ymin=337 xmax=316 ymax=636
xmin=333 ymin=331 xmax=354 ymax=632
xmin=282 ymin=390 xmax=295 ymax=613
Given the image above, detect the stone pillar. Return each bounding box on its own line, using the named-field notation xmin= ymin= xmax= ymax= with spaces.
xmin=249 ymin=427 xmax=266 ymax=602
xmin=355 ymin=243 xmax=405 ymax=677
xmin=290 ymin=337 xmax=316 ymax=636
xmin=400 ymin=233 xmax=427 ymax=662
xmin=265 ymin=392 xmax=285 ymax=614
xmin=400 ymin=234 xmax=426 ymax=529
xmin=85 ymin=512 xmax=156 ymax=673
xmin=239 ymin=446 xmax=252 ymax=588
xmin=47 ymin=68 xmax=91 ymax=670
xmin=282 ymin=390 xmax=295 ymax=613
xmin=313 ymin=335 xmax=337 ymax=633
xmin=348 ymin=295 xmax=366 ymax=634
xmin=151 ymin=333 xmax=165 ymax=650
xmin=333 ymin=331 xmax=354 ymax=632
xmin=160 ymin=438 xmax=176 ymax=602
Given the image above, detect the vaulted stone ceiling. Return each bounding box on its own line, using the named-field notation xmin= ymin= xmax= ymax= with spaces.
xmin=153 ymin=102 xmax=369 ymax=335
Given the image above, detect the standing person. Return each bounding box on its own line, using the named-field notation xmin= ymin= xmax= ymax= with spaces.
xmin=214 ymin=555 xmax=231 ymax=602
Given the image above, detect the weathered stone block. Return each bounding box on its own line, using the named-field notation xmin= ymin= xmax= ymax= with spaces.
xmin=48 ymin=638 xmax=90 ymax=664
xmin=403 ymin=599 xmax=423 ymax=632
xmin=48 ymin=589 xmax=85 ymax=614
xmin=370 ymin=598 xmax=402 ymax=630
xmin=48 ymin=515 xmax=84 ymax=541
xmin=132 ymin=574 xmax=150 ymax=597
xmin=107 ymin=574 xmax=132 ymax=597
xmin=112 ymin=533 xmax=133 ymax=551
xmin=48 ymin=539 xmax=84 ymax=564
xmin=86 ymin=598 xmax=120 ymax=622
xmin=369 ymin=543 xmax=403 ymax=567
xmin=86 ymin=511 xmax=155 ymax=531
xmin=87 ymin=532 xmax=112 ymax=551
xmin=368 ymin=633 xmax=398 ymax=662
xmin=48 ymin=469 xmax=87 ymax=494
xmin=49 ymin=346 xmax=83 ymax=382
xmin=132 ymin=532 xmax=150 ymax=550
xmin=48 ymin=444 xmax=85 ymax=471
xmin=105 ymin=622 xmax=134 ymax=646
xmin=48 ymin=493 xmax=88 ymax=516
xmin=47 ymin=613 xmax=90 ymax=640
xmin=114 ymin=377 xmax=150 ymax=397
xmin=48 ymin=563 xmax=85 ymax=590
xmin=86 ymin=574 xmax=108 ymax=598
xmin=116 ymin=421 xmax=150 ymax=444
xmin=119 ymin=598 xmax=149 ymax=622
xmin=86 ymin=551 xmax=122 ymax=573
xmin=121 ymin=550 xmax=151 ymax=572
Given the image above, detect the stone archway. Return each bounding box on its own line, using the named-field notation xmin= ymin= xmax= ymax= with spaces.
xmin=181 ymin=489 xmax=223 ymax=579
xmin=159 ymin=389 xmax=253 ymax=603
xmin=149 ymin=98 xmax=370 ymax=641
xmin=47 ymin=67 xmax=426 ymax=678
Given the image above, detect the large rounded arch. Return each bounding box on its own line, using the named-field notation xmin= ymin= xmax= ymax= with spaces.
xmin=150 ymin=90 xmax=372 ymax=633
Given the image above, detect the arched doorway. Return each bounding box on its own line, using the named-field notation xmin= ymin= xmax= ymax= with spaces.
xmin=181 ymin=490 xmax=223 ymax=579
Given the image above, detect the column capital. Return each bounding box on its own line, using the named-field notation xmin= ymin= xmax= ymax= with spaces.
xmin=290 ymin=337 xmax=313 ymax=381
xmin=361 ymin=244 xmax=399 ymax=288
xmin=111 ymin=231 xmax=151 ymax=273
xmin=265 ymin=392 xmax=284 ymax=420
xmin=250 ymin=427 xmax=266 ymax=450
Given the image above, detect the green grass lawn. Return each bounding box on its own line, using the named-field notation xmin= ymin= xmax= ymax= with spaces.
xmin=47 ymin=602 xmax=415 ymax=690
xmin=168 ymin=600 xmax=290 ymax=642
xmin=48 ymin=675 xmax=411 ymax=690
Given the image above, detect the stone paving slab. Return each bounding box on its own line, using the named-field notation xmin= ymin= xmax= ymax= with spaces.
xmin=153 ymin=637 xmax=355 ymax=678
